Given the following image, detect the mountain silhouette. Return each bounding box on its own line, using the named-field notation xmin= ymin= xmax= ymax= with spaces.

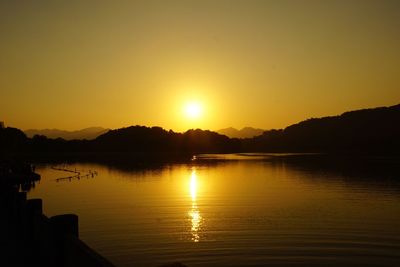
xmin=217 ymin=127 xmax=264 ymax=138
xmin=24 ymin=127 xmax=108 ymax=140
xmin=1 ymin=104 xmax=399 ymax=157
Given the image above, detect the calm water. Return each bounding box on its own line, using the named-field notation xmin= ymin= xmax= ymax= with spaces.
xmin=28 ymin=154 xmax=400 ymax=267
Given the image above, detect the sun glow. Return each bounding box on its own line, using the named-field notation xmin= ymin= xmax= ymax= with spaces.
xmin=184 ymin=102 xmax=202 ymax=119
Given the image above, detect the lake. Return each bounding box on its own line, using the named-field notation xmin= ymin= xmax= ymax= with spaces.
xmin=28 ymin=154 xmax=400 ymax=267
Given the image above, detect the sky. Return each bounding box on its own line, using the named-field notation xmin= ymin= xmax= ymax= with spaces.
xmin=1 ymin=0 xmax=399 ymax=132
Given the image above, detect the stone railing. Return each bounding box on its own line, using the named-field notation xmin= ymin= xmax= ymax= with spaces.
xmin=2 ymin=188 xmax=116 ymax=267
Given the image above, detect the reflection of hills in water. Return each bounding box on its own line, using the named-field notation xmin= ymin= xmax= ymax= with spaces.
xmin=195 ymin=153 xmax=318 ymax=161
xmin=43 ymin=154 xmax=400 ymax=194
xmin=195 ymin=154 xmax=400 ymax=193
xmin=197 ymin=152 xmax=399 ymax=174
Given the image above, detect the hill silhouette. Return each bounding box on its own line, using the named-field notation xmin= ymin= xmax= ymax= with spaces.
xmin=1 ymin=104 xmax=399 ymax=158
xmin=244 ymin=104 xmax=400 ymax=153
xmin=0 ymin=127 xmax=28 ymax=154
xmin=217 ymin=127 xmax=264 ymax=138
xmin=24 ymin=127 xmax=108 ymax=140
xmin=93 ymin=126 xmax=239 ymax=154
xmin=1 ymin=126 xmax=240 ymax=158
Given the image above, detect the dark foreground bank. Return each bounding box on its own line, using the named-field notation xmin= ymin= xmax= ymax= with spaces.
xmin=1 ymin=161 xmax=190 ymax=267
xmin=0 ymin=161 xmax=116 ymax=267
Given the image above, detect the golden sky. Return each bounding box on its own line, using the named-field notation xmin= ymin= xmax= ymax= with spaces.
xmin=1 ymin=0 xmax=399 ymax=132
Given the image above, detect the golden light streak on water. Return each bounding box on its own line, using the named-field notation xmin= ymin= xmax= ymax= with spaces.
xmin=188 ymin=168 xmax=202 ymax=242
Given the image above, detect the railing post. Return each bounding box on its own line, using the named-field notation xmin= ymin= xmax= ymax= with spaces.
xmin=50 ymin=214 xmax=79 ymax=267
xmin=26 ymin=199 xmax=43 ymax=240
xmin=16 ymin=192 xmax=27 ymax=231
xmin=50 ymin=214 xmax=79 ymax=238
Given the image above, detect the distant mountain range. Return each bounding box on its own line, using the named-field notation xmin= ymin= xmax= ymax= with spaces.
xmin=24 ymin=126 xmax=264 ymax=140
xmin=24 ymin=127 xmax=108 ymax=140
xmin=217 ymin=127 xmax=265 ymax=138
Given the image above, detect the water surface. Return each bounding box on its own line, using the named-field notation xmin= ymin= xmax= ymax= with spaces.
xmin=28 ymin=155 xmax=400 ymax=267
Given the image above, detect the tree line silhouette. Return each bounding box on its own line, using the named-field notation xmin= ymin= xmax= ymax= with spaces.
xmin=244 ymin=104 xmax=400 ymax=153
xmin=1 ymin=104 xmax=399 ymax=158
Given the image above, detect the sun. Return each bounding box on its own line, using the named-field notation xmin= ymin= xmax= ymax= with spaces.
xmin=184 ymin=102 xmax=202 ymax=119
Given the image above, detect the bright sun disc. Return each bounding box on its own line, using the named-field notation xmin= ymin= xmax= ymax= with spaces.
xmin=185 ymin=102 xmax=202 ymax=119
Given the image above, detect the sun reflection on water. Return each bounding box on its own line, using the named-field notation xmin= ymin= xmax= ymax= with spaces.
xmin=188 ymin=168 xmax=202 ymax=242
